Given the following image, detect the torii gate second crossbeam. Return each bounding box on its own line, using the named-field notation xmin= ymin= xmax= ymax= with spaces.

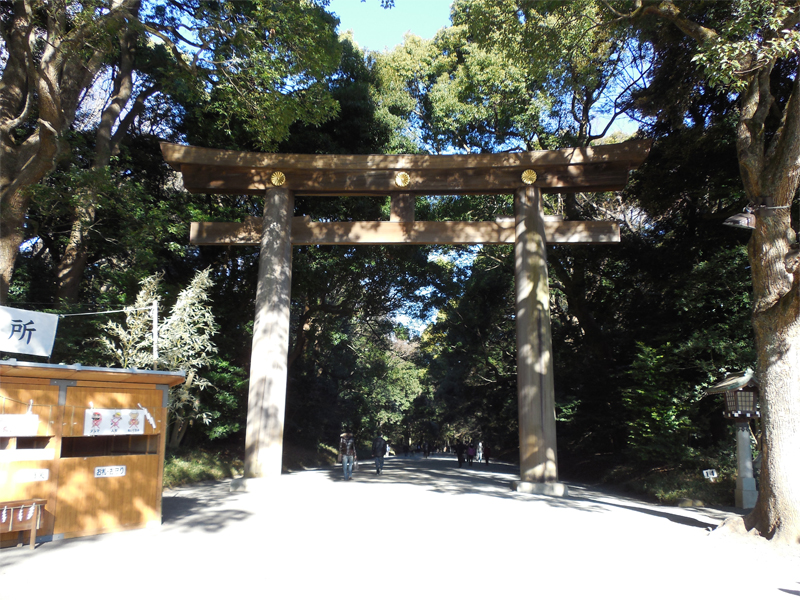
xmin=161 ymin=140 xmax=650 ymax=495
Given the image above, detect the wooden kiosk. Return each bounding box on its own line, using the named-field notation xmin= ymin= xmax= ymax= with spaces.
xmin=0 ymin=360 xmax=184 ymax=547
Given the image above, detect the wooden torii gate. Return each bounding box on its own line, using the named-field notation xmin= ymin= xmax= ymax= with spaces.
xmin=161 ymin=140 xmax=650 ymax=495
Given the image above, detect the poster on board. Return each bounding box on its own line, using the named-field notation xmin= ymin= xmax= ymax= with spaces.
xmin=0 ymin=413 xmax=39 ymax=436
xmin=84 ymin=409 xmax=145 ymax=436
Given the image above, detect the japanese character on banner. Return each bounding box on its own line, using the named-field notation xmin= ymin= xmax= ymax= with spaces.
xmin=0 ymin=306 xmax=59 ymax=357
xmin=27 ymin=504 xmax=34 ymax=520
xmin=18 ymin=506 xmax=24 ymax=521
xmin=1 ymin=506 xmax=6 ymax=523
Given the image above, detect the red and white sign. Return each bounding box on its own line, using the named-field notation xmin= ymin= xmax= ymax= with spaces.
xmin=83 ymin=409 xmax=145 ymax=436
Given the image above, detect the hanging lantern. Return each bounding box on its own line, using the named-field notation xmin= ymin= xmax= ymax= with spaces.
xmin=707 ymin=369 xmax=760 ymax=421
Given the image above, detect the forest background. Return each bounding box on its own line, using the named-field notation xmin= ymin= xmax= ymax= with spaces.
xmin=1 ymin=0 xmax=786 ymax=510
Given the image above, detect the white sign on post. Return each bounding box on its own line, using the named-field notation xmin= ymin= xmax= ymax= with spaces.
xmin=0 ymin=413 xmax=39 ymax=436
xmin=0 ymin=306 xmax=58 ymax=357
xmin=13 ymin=469 xmax=49 ymax=483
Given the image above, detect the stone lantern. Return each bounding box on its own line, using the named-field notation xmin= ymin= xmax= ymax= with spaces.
xmin=706 ymin=369 xmax=760 ymax=509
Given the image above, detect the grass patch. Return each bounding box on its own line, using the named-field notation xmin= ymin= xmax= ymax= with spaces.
xmin=608 ymin=463 xmax=736 ymax=506
xmin=162 ymin=442 xmax=339 ymax=487
xmin=561 ymin=446 xmax=741 ymax=507
xmin=163 ymin=448 xmax=244 ymax=488
xmin=282 ymin=442 xmax=338 ymax=472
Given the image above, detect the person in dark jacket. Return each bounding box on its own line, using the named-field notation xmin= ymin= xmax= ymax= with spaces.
xmin=455 ymin=440 xmax=466 ymax=468
xmin=372 ymin=433 xmax=387 ymax=474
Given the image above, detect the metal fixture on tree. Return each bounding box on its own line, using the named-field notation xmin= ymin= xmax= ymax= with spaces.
xmin=723 ymin=208 xmax=756 ymax=230
xmin=706 ymin=369 xmax=760 ymax=509
xmin=723 ymin=197 xmax=792 ymax=230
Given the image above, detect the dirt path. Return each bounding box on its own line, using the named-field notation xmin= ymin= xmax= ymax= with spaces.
xmin=1 ymin=455 xmax=798 ymax=599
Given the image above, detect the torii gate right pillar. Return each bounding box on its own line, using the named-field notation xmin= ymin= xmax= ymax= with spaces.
xmin=512 ymin=185 xmax=566 ymax=496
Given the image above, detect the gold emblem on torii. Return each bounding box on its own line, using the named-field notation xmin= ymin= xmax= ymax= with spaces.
xmin=521 ymin=169 xmax=538 ymax=185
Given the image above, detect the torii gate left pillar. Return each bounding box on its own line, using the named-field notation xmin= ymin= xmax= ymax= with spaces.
xmin=513 ymin=185 xmax=562 ymax=495
xmin=244 ymin=187 xmax=294 ymax=479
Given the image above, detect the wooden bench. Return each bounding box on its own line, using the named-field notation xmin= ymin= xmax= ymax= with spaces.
xmin=2 ymin=499 xmax=46 ymax=549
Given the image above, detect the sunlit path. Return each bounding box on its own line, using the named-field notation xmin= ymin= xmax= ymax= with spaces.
xmin=1 ymin=456 xmax=798 ymax=599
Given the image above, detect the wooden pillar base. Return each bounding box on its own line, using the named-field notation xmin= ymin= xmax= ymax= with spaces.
xmin=230 ymin=477 xmax=281 ymax=493
xmin=511 ymin=481 xmax=569 ymax=497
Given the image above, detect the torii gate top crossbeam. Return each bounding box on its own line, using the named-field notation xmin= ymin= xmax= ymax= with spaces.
xmin=161 ymin=140 xmax=650 ymax=196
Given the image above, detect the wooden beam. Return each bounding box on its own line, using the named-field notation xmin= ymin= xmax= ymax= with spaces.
xmin=176 ymin=162 xmax=631 ymax=196
xmin=161 ymin=139 xmax=651 ymax=172
xmin=189 ymin=217 xmax=620 ymax=246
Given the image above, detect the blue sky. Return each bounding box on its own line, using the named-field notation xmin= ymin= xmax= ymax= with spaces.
xmin=327 ymin=0 xmax=454 ymax=52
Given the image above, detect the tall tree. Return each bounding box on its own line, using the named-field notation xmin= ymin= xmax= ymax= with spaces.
xmin=596 ymin=0 xmax=800 ymax=545
xmin=0 ymin=0 xmax=341 ymax=304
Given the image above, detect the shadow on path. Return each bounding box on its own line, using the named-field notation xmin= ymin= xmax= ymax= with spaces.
xmin=162 ymin=479 xmax=253 ymax=532
xmin=324 ymin=454 xmax=737 ymax=530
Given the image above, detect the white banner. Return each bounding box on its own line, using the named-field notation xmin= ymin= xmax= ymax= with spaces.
xmin=0 ymin=413 xmax=39 ymax=436
xmin=13 ymin=469 xmax=49 ymax=483
xmin=0 ymin=307 xmax=58 ymax=357
xmin=84 ymin=408 xmax=146 ymax=436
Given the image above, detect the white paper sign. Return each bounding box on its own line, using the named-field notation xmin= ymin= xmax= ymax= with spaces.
xmin=0 ymin=413 xmax=39 ymax=436
xmin=84 ymin=409 xmax=145 ymax=436
xmin=13 ymin=469 xmax=49 ymax=483
xmin=95 ymin=466 xmax=126 ymax=478
xmin=0 ymin=306 xmax=59 ymax=357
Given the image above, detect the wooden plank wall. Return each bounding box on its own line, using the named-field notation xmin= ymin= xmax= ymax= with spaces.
xmin=54 ymin=455 xmax=161 ymax=537
xmin=0 ymin=381 xmax=60 ymax=547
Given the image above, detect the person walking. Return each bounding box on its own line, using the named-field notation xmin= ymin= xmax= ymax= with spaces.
xmin=466 ymin=442 xmax=476 ymax=466
xmin=372 ymin=433 xmax=387 ymax=474
xmin=455 ymin=440 xmax=466 ymax=468
xmin=476 ymin=441 xmax=483 ymax=463
xmin=339 ymin=432 xmax=357 ymax=481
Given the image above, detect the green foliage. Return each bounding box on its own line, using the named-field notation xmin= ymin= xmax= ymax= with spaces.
xmin=623 ymin=343 xmax=694 ymax=461
xmin=96 ymin=269 xmax=220 ymax=447
xmin=144 ymin=0 xmax=343 ymax=150
xmin=163 ymin=448 xmax=244 ymax=488
xmin=691 ymin=1 xmax=800 ymax=91
xmin=420 ymin=246 xmax=519 ymax=449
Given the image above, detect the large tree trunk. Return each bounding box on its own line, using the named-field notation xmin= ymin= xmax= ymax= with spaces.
xmin=744 ymin=204 xmax=800 ymax=543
